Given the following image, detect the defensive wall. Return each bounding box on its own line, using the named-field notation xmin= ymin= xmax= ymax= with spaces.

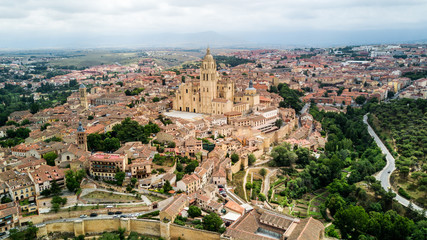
xmin=37 ymin=218 xmax=226 ymax=240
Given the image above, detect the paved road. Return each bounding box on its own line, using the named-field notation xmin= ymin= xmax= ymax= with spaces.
xmin=363 ymin=114 xmax=425 ymax=213
xmin=262 ymin=169 xmax=278 ymax=196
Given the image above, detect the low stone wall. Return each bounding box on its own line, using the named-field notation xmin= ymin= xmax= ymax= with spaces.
xmin=37 ymin=218 xmax=226 ymax=240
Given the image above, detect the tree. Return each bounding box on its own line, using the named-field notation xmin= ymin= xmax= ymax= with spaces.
xmin=271 ymin=143 xmax=297 ymax=167
xmin=49 ymin=180 xmax=61 ymax=196
xmin=65 ymin=169 xmax=85 ymax=192
xmin=274 ymin=119 xmax=283 ymax=128
xmin=115 ymin=171 xmax=126 ymax=186
xmin=355 ymin=96 xmax=367 ymax=105
xmin=152 ymin=97 xmax=160 ymax=102
xmin=9 ymin=222 xmax=38 ymax=240
xmin=231 ymin=153 xmax=239 ymax=164
xmin=295 ymin=147 xmax=311 ymax=166
xmin=163 ymin=180 xmax=173 ymax=193
xmin=202 ymin=213 xmax=223 ymax=232
xmin=334 ymin=205 xmax=369 ymax=239
xmin=259 ymin=168 xmax=267 ymax=177
xmin=103 ymin=137 xmax=121 ymax=152
xmin=399 ymin=166 xmax=410 ymax=179
xmin=188 ymin=205 xmax=202 ymax=218
xmin=185 ymin=160 xmax=199 ymax=173
xmin=29 ymin=102 xmax=40 ymax=114
xmin=248 ymin=154 xmax=256 ymax=166
xmin=43 ymin=151 xmax=58 ymax=166
xmin=131 ymin=177 xmax=137 ymax=186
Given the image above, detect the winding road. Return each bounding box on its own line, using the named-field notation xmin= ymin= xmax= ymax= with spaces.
xmin=363 ymin=114 xmax=424 ymax=213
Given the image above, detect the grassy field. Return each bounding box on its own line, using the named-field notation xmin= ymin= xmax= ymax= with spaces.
xmin=229 ymin=171 xmax=246 ymax=201
xmin=47 ymin=51 xmax=143 ymax=68
xmin=391 ymin=173 xmax=426 ymax=207
xmin=145 ymin=194 xmax=166 ymax=203
xmin=83 ymin=191 xmax=140 ymax=202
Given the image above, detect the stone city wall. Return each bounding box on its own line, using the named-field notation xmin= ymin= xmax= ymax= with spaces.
xmin=37 ymin=218 xmax=226 ymax=240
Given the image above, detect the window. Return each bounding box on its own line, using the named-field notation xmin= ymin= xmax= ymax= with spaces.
xmin=186 ymin=89 xmax=188 ymax=93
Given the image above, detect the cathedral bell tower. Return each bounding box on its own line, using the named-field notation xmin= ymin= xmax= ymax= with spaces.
xmin=76 ymin=121 xmax=87 ymax=151
xmin=199 ymin=48 xmax=218 ymax=114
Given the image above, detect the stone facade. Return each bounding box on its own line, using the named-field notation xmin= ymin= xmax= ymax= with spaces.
xmin=173 ymin=48 xmax=259 ymax=115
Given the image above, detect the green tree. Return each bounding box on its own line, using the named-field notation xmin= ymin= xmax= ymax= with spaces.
xmin=29 ymin=102 xmax=40 ymax=114
xmin=231 ymin=153 xmax=239 ymax=164
xmin=259 ymin=168 xmax=267 ymax=177
xmin=43 ymin=151 xmax=58 ymax=166
xmin=355 ymin=95 xmax=367 ymax=105
xmin=202 ymin=213 xmax=223 ymax=232
xmin=115 ymin=171 xmax=126 ymax=186
xmin=185 ymin=160 xmax=199 ymax=173
xmin=334 ymin=205 xmax=369 ymax=239
xmin=248 ymin=154 xmax=256 ymax=166
xmin=65 ymin=169 xmax=85 ymax=192
xmin=274 ymin=119 xmax=283 ymax=128
xmin=163 ymin=180 xmax=173 ymax=193
xmin=188 ymin=205 xmax=202 ymax=218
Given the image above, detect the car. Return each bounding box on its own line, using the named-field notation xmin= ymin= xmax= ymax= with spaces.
xmin=218 ymin=185 xmax=224 ymax=188
xmin=219 ymin=188 xmax=224 ymax=191
xmin=221 ymin=193 xmax=227 ymax=197
xmin=120 ymin=215 xmax=127 ymax=218
xmin=79 ymin=215 xmax=87 ymax=218
xmin=108 ymin=211 xmax=114 ymax=215
xmin=115 ymin=211 xmax=122 ymax=215
xmin=388 ymin=171 xmax=391 ymax=173
xmin=113 ymin=215 xmax=119 ymax=219
xmin=90 ymin=213 xmax=98 ymax=217
xmin=0 ymin=232 xmax=6 ymax=236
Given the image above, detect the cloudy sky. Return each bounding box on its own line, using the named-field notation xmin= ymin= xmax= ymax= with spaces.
xmin=1 ymin=0 xmax=427 ymax=49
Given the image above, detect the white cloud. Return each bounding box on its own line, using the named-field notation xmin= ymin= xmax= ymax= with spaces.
xmin=0 ymin=0 xmax=426 ymax=47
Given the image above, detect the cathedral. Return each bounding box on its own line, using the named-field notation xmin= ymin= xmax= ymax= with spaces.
xmin=173 ymin=48 xmax=260 ymax=115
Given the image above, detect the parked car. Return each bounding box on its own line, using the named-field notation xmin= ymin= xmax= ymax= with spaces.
xmin=219 ymin=188 xmax=224 ymax=191
xmin=120 ymin=215 xmax=127 ymax=218
xmin=90 ymin=213 xmax=98 ymax=217
xmin=218 ymin=185 xmax=224 ymax=188
xmin=115 ymin=211 xmax=122 ymax=215
xmin=79 ymin=215 xmax=87 ymax=218
xmin=0 ymin=232 xmax=6 ymax=236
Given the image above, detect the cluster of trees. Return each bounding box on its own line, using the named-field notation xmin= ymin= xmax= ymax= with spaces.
xmin=213 ymin=55 xmax=254 ymax=67
xmin=0 ymin=127 xmax=31 ymax=147
xmin=87 ymin=118 xmax=160 ymax=152
xmin=9 ymin=222 xmax=38 ymax=240
xmin=269 ymin=83 xmax=304 ymax=112
xmin=175 ymin=156 xmax=199 ymax=181
xmin=323 ymin=177 xmax=426 ymax=240
xmin=0 ymin=83 xmax=74 ymax=126
xmin=65 ymin=169 xmax=86 ymax=193
xmin=125 ymin=87 xmax=144 ymax=96
xmin=369 ymin=98 xmax=427 ymax=206
xmin=270 ymin=104 xmax=386 ymax=200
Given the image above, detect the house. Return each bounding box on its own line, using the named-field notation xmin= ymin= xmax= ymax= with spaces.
xmin=159 ymin=194 xmax=189 ymax=222
xmin=89 ymin=153 xmax=127 ymax=180
xmin=176 ymin=174 xmax=201 ymax=194
xmin=29 ymin=165 xmax=66 ymax=195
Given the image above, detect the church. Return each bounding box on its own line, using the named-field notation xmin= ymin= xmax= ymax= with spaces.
xmin=173 ymin=48 xmax=260 ymax=115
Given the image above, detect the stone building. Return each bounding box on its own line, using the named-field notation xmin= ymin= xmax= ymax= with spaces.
xmin=173 ymin=48 xmax=260 ymax=115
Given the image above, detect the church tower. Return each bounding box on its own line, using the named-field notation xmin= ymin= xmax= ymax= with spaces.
xmin=76 ymin=121 xmax=87 ymax=151
xmin=79 ymin=84 xmax=88 ymax=109
xmin=199 ymin=48 xmax=218 ymax=114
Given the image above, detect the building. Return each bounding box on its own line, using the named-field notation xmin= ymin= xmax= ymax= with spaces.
xmin=159 ymin=194 xmax=189 ymax=222
xmin=89 ymin=153 xmax=127 ymax=180
xmin=173 ymin=48 xmax=259 ymax=115
xmin=79 ymin=84 xmax=88 ymax=109
xmin=224 ymin=207 xmax=324 ymax=240
xmin=29 ymin=165 xmax=65 ymax=195
xmin=76 ymin=121 xmax=88 ymax=151
xmin=0 ymin=202 xmax=19 ymax=232
xmin=176 ymin=174 xmax=201 ymax=194
xmin=0 ymin=170 xmax=36 ymax=201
